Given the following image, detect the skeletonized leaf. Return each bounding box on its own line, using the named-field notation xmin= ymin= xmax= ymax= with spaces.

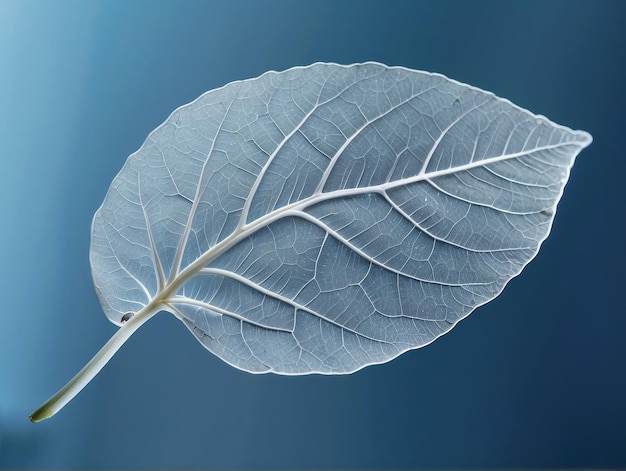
xmin=31 ymin=63 xmax=592 ymax=421
xmin=91 ymin=62 xmax=591 ymax=373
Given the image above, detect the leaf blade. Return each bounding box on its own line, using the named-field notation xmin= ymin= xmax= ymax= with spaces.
xmin=91 ymin=62 xmax=591 ymax=374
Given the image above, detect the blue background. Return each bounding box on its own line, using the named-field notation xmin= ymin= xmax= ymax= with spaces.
xmin=1 ymin=0 xmax=624 ymax=468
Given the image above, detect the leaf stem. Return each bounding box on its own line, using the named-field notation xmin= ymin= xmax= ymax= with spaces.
xmin=29 ymin=304 xmax=159 ymax=423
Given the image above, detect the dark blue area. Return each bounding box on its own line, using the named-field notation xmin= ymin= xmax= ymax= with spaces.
xmin=1 ymin=0 xmax=624 ymax=468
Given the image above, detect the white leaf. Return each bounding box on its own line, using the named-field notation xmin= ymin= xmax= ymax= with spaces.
xmin=31 ymin=62 xmax=592 ymax=421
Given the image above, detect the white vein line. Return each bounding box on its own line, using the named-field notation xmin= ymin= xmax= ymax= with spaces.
xmin=157 ymin=143 xmax=186 ymax=200
xmin=296 ymin=127 xmax=333 ymax=160
xmin=380 ymin=191 xmax=524 ymax=253
xmin=423 ymin=177 xmax=541 ymax=216
xmin=198 ymin=266 xmax=418 ymax=323
xmin=199 ymin=267 xmax=306 ymax=326
xmin=169 ymin=96 xmax=236 ymax=283
xmin=102 ymin=223 xmax=152 ymax=303
xmin=480 ymin=162 xmax=549 ymax=188
xmin=239 ymin=80 xmax=364 ymax=229
xmin=171 ymin=290 xmax=395 ymax=345
xmin=417 ymin=98 xmax=489 ymax=177
xmin=137 ymin=173 xmax=164 ymax=292
xmin=339 ymin=142 xmax=574 ymax=196
xmin=290 ymin=211 xmax=495 ymax=287
xmin=163 ymin=302 xmax=186 ymax=321
xmin=314 ymin=88 xmax=436 ymax=195
xmin=170 ymin=295 xmax=293 ymax=333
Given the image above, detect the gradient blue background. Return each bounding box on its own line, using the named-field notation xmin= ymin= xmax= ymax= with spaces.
xmin=1 ymin=0 xmax=624 ymax=469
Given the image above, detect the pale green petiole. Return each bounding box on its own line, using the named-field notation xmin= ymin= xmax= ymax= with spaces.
xmin=29 ymin=304 xmax=160 ymax=423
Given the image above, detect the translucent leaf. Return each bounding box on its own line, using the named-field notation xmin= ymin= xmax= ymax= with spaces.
xmin=31 ymin=62 xmax=592 ymax=421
